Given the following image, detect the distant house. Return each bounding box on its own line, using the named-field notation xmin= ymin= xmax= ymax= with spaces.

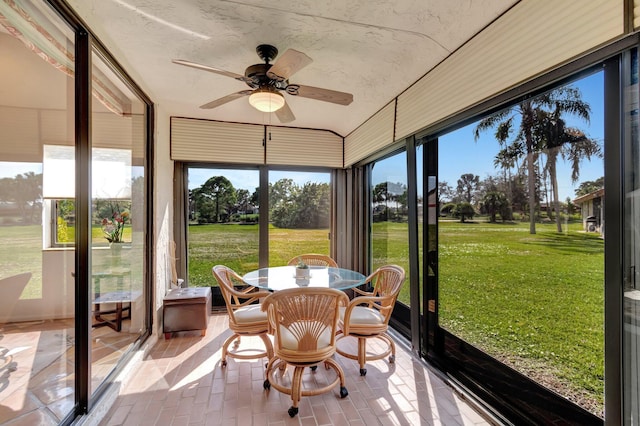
xmin=573 ymin=188 xmax=604 ymax=236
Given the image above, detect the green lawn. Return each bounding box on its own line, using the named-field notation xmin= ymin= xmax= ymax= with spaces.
xmin=0 ymin=225 xmax=43 ymax=298
xmin=438 ymin=220 xmax=604 ymax=413
xmin=369 ymin=219 xmax=604 ymax=414
xmin=187 ymin=223 xmax=330 ymax=287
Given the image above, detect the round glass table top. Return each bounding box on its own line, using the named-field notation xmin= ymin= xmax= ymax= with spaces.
xmin=242 ymin=265 xmax=366 ymax=292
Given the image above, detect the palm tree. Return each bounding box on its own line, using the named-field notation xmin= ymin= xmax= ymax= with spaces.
xmin=373 ymin=182 xmax=390 ymax=220
xmin=482 ymin=190 xmax=508 ymax=223
xmin=494 ymin=143 xmax=523 ymax=208
xmin=474 ymin=86 xmax=594 ymax=234
xmin=534 ymin=87 xmax=599 ymax=232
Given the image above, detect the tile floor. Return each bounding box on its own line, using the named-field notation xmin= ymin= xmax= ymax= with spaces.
xmin=100 ymin=313 xmax=499 ymax=425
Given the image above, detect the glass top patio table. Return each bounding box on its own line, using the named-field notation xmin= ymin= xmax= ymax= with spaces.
xmin=242 ymin=265 xmax=366 ymax=292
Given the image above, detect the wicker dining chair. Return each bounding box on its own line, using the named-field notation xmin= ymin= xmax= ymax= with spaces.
xmin=286 ymin=253 xmax=338 ymax=268
xmin=211 ymin=265 xmax=274 ymax=367
xmin=262 ymin=287 xmax=349 ymax=417
xmin=336 ymin=265 xmax=405 ymax=376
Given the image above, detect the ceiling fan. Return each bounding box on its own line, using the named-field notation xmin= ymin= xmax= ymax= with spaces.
xmin=172 ymin=44 xmax=353 ymax=123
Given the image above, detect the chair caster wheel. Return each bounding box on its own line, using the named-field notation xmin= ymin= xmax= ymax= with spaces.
xmin=359 ymin=368 xmax=367 ymax=376
xmin=288 ymin=406 xmax=298 ymax=417
xmin=389 ymin=355 xmax=395 ymax=363
xmin=263 ymin=379 xmax=271 ymax=390
xmin=221 ymin=360 xmax=227 ymax=367
xmin=310 ymin=365 xmax=317 ymax=371
xmin=340 ymin=386 xmax=349 ymax=398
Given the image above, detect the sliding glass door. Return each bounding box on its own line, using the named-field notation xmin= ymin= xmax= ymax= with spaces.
xmin=434 ymin=72 xmax=605 ymax=422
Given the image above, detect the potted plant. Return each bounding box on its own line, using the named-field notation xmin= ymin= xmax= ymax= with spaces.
xmin=295 ymin=257 xmax=310 ymax=279
xmin=102 ymin=208 xmax=130 ymax=267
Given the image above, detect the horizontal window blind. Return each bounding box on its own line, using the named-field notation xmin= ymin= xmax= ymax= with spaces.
xmin=93 ymin=111 xmax=133 ymax=150
xmin=344 ymin=101 xmax=395 ymax=167
xmin=131 ymin=114 xmax=146 ymax=166
xmin=0 ymin=106 xmax=41 ymax=162
xmin=171 ymin=117 xmax=264 ymax=164
xmin=41 ymin=109 xmax=72 ymax=145
xmin=396 ymin=0 xmax=623 ymax=141
xmin=265 ymin=126 xmax=343 ymax=168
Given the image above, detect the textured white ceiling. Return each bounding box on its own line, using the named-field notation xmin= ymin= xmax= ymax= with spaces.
xmin=67 ymin=0 xmax=518 ymax=136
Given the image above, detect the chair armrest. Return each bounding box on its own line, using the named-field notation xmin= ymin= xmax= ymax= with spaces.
xmin=348 ymin=295 xmax=387 ymax=308
xmin=341 ymin=295 xmax=392 ymax=334
xmin=232 ymin=290 xmax=271 ymax=308
xmin=352 ymin=286 xmax=373 ymax=297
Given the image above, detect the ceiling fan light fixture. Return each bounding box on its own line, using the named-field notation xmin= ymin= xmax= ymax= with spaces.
xmin=249 ymin=87 xmax=285 ymax=112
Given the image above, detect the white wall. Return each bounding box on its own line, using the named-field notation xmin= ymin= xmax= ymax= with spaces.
xmin=152 ymin=105 xmax=175 ymax=337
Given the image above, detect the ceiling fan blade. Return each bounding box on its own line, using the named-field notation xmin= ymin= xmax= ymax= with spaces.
xmin=266 ymin=49 xmax=312 ymax=81
xmin=172 ymin=59 xmax=253 ymax=84
xmin=288 ymin=84 xmax=353 ymax=106
xmin=275 ymin=101 xmax=295 ymax=123
xmin=200 ymin=90 xmax=253 ymax=109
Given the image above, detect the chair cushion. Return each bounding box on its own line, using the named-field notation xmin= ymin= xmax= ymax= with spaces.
xmin=234 ymin=304 xmax=267 ymax=323
xmin=340 ymin=306 xmax=384 ymax=325
xmin=279 ymin=322 xmax=332 ymax=351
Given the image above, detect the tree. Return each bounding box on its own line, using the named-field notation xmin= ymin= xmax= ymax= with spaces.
xmin=575 ymin=177 xmax=604 ymax=197
xmin=533 ymin=86 xmax=599 ymax=232
xmin=292 ymin=182 xmax=331 ymax=228
xmin=269 ymin=178 xmax=298 ymax=210
xmin=438 ymin=181 xmax=455 ymax=203
xmin=250 ymin=187 xmax=260 ymax=209
xmin=270 ymin=181 xmax=330 ymax=229
xmin=482 ymin=191 xmax=509 ymax=223
xmin=452 ymin=202 xmax=475 ymax=222
xmin=456 ymin=173 xmax=479 ymax=204
xmin=3 ymin=172 xmax=43 ymax=224
xmin=235 ymin=189 xmax=250 ymax=215
xmin=373 ymin=182 xmax=390 ymax=221
xmin=192 ymin=176 xmax=236 ymax=223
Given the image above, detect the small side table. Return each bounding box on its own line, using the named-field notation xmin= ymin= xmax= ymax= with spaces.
xmin=163 ymin=287 xmax=211 ymax=339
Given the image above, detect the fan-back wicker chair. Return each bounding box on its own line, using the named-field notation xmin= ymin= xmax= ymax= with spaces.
xmin=212 ymin=265 xmax=274 ymax=367
xmin=287 ymin=253 xmax=338 ymax=268
xmin=336 ymin=265 xmax=405 ymax=376
xmin=262 ymin=287 xmax=349 ymax=417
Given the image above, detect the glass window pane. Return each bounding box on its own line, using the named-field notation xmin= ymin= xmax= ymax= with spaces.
xmin=90 ymin=49 xmax=147 ymax=394
xmin=0 ymin=0 xmax=76 ymax=421
xmin=371 ymin=152 xmax=410 ymax=306
xmin=438 ymin=73 xmax=605 ymax=416
xmin=187 ymin=167 xmax=260 ymax=283
xmin=268 ymin=171 xmax=331 ymax=266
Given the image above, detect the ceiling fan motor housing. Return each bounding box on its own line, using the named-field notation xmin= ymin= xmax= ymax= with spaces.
xmin=244 ymin=63 xmax=287 ymax=90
